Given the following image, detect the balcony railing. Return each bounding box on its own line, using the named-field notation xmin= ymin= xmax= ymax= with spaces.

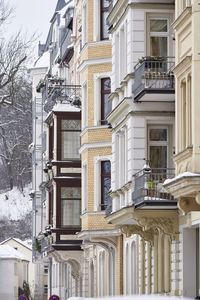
xmin=132 ymin=168 xmax=177 ymax=208
xmin=132 ymin=57 xmax=175 ymax=102
xmin=44 ymin=83 xmax=81 ymax=113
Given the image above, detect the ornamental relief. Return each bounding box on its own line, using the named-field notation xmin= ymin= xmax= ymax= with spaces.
xmin=120 ymin=225 xmax=155 ymax=245
xmin=135 ymin=215 xmax=179 ymax=240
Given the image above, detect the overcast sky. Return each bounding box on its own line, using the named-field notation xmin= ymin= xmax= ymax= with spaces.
xmin=7 ymin=0 xmax=58 ymax=59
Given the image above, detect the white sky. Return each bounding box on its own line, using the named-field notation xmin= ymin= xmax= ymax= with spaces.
xmin=7 ymin=0 xmax=58 ymax=59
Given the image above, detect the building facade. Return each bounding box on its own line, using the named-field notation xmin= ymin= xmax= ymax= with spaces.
xmin=31 ymin=0 xmax=200 ymax=298
xmin=164 ymin=0 xmax=200 ymax=298
xmin=106 ymin=0 xmax=179 ymax=296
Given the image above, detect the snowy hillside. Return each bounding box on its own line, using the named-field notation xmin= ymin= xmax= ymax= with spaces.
xmin=0 ymin=185 xmax=32 ymax=221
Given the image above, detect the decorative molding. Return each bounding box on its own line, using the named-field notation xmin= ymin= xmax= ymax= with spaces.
xmin=120 ymin=224 xmax=155 ymax=245
xmin=135 ymin=215 xmax=179 ymax=240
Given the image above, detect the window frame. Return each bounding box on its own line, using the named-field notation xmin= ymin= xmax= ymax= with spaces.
xmin=101 ymin=77 xmax=111 ymax=125
xmin=146 ymin=14 xmax=172 ymax=57
xmin=100 ymin=0 xmax=109 ymax=40
xmin=56 ymin=179 xmax=81 ymax=229
xmin=101 ymin=160 xmax=111 ymax=211
xmin=148 ymin=126 xmax=169 ymax=169
xmin=56 ymin=112 xmax=81 ymax=161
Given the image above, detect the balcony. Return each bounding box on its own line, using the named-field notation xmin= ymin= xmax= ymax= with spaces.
xmin=44 ymin=83 xmax=81 ymax=113
xmin=132 ymin=168 xmax=177 ymax=209
xmin=132 ymin=56 xmax=175 ymax=102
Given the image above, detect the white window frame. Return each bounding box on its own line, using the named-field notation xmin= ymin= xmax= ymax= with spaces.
xmin=82 ymin=160 xmax=87 ymax=213
xmin=147 ymin=16 xmax=170 ymax=56
xmin=93 ymin=72 xmax=111 ymax=126
xmin=148 ymin=125 xmax=169 ymax=168
xmin=94 ymin=155 xmax=112 ymax=211
xmin=82 ymin=81 xmax=87 ymax=129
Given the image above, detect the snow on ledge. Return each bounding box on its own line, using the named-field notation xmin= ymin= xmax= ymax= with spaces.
xmin=164 ymin=171 xmax=200 ymax=186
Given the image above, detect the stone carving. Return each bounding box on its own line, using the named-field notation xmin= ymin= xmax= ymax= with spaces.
xmin=120 ymin=225 xmax=155 ymax=245
xmin=135 ymin=215 xmax=179 ymax=240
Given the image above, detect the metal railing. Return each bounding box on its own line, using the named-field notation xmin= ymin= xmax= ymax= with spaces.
xmin=132 ymin=168 xmax=176 ymax=205
xmin=132 ymin=57 xmax=175 ymax=101
xmin=43 ymin=83 xmax=81 ymax=113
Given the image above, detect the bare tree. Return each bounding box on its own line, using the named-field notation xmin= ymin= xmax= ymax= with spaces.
xmin=0 ymin=0 xmax=34 ymax=105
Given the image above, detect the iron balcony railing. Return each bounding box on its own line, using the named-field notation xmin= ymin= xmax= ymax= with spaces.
xmin=132 ymin=168 xmax=176 ymax=206
xmin=132 ymin=56 xmax=175 ymax=101
xmin=43 ymin=83 xmax=81 ymax=113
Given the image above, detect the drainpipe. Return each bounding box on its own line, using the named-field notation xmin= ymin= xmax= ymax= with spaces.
xmin=49 ymin=257 xmax=52 ymax=296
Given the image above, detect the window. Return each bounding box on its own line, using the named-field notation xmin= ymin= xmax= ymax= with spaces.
xmin=44 ymin=284 xmax=48 ymax=295
xmin=44 ymin=265 xmax=48 ymax=274
xmin=60 ymin=118 xmax=81 ymax=160
xmin=100 ymin=0 xmax=109 ymax=40
xmin=61 ymin=187 xmax=81 ymax=227
xmin=101 ymin=78 xmax=111 ymax=124
xmin=148 ymin=127 xmax=168 ymax=169
xmin=82 ymin=3 xmax=87 ymax=46
xmin=101 ymin=161 xmax=111 ymax=211
xmin=49 ymin=122 xmax=54 ymax=160
xmin=48 ymin=186 xmax=53 ymax=226
xmin=149 ymin=19 xmax=168 ymax=57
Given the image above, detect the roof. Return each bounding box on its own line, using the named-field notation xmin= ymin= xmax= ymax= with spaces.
xmin=34 ymin=51 xmax=50 ymax=69
xmin=0 ymin=237 xmax=32 ymax=251
xmin=0 ymin=245 xmax=29 ymax=261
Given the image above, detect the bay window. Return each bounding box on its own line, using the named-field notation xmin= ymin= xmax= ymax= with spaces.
xmin=57 ymin=115 xmax=81 ymax=161
xmin=61 ymin=187 xmax=81 ymax=227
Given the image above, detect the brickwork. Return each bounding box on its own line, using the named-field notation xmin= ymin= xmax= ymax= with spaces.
xmin=81 ymin=128 xmax=112 ymax=145
xmin=82 ymin=214 xmax=114 ymax=230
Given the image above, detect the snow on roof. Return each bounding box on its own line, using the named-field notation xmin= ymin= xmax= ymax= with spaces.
xmin=34 ymin=51 xmax=50 ymax=69
xmin=0 ymin=238 xmax=32 ymax=251
xmin=52 ymin=102 xmax=81 ymax=112
xmin=164 ymin=171 xmax=200 ymax=186
xmin=0 ymin=184 xmax=32 ymax=221
xmin=0 ymin=245 xmax=29 ymax=261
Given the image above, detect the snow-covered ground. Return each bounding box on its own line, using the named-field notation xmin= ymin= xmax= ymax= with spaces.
xmin=0 ymin=185 xmax=32 ymax=221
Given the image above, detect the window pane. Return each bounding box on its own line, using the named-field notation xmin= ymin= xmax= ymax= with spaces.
xmin=150 ymin=129 xmax=167 ymax=141
xmin=61 ymin=119 xmax=81 ymax=130
xmin=61 ymin=199 xmax=81 ymax=227
xmin=150 ymin=20 xmax=167 ymax=32
xmin=102 ymin=177 xmax=111 ymax=206
xmin=61 ymin=187 xmax=81 ymax=199
xmin=102 ymin=161 xmax=111 ymax=174
xmin=150 ymin=37 xmax=167 ymax=57
xmin=102 ymin=0 xmax=109 ymax=8
xmin=150 ymin=146 xmax=167 ymax=168
xmin=103 ymin=94 xmax=112 ymax=119
xmin=102 ymin=78 xmax=111 ymax=90
xmin=62 ymin=131 xmax=80 ymax=160
xmin=102 ymin=11 xmax=109 ymax=39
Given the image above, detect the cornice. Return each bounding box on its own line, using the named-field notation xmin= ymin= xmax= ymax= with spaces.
xmin=77 ymin=57 xmax=112 ymax=73
xmin=173 ymin=146 xmax=193 ymax=164
xmin=173 ymin=56 xmax=192 ymax=76
xmin=79 ymin=141 xmax=112 ymax=154
xmin=173 ymin=6 xmax=192 ymax=31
